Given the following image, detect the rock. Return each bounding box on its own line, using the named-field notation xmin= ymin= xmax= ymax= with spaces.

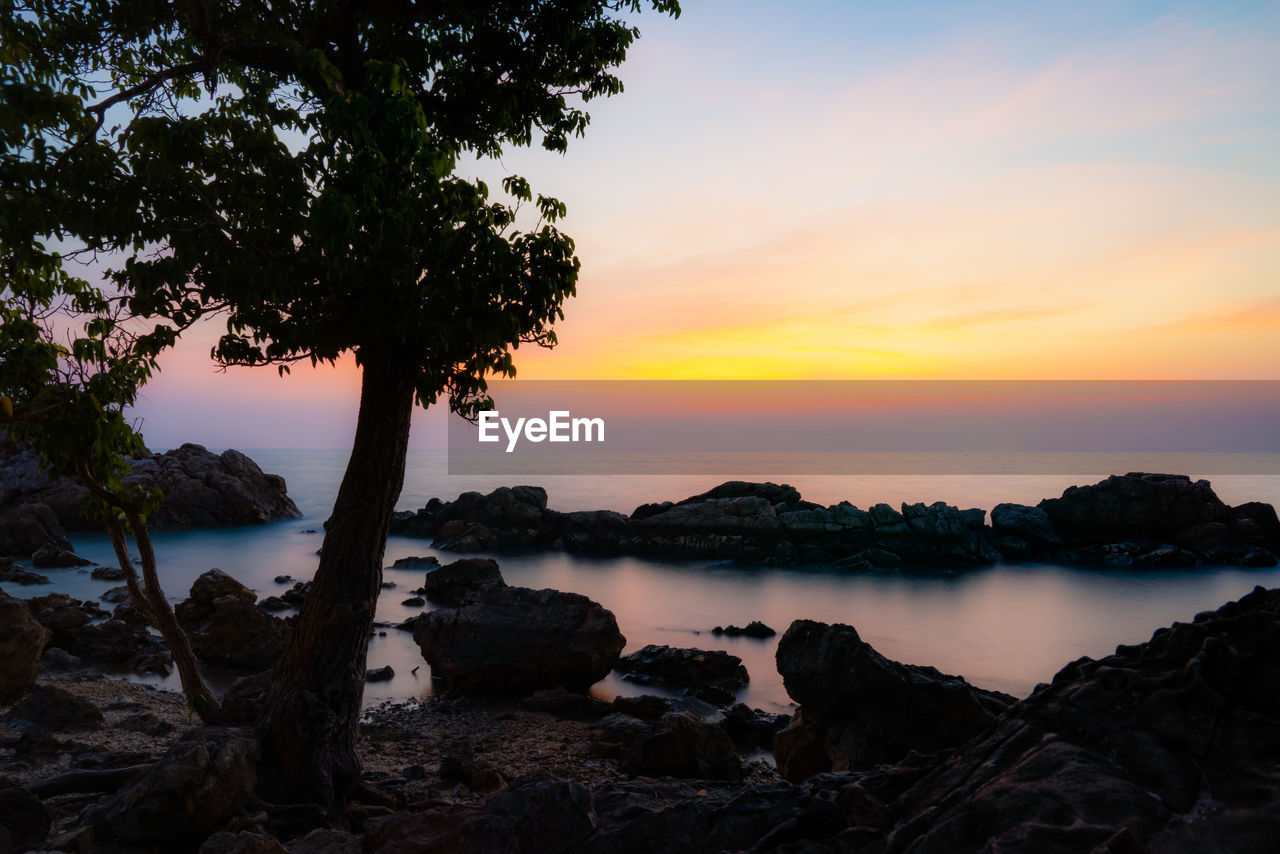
xmin=273 ymin=574 xmax=293 ymax=584
xmin=0 ymin=588 xmax=51 ymax=703
xmin=90 ymin=565 xmax=126 ymax=580
xmin=773 ymin=619 xmax=1014 ymax=781
xmin=421 ymin=557 xmax=506 ymax=605
xmin=610 ymin=694 xmax=673 ymax=721
xmin=414 ymin=584 xmax=625 ymax=696
xmin=0 ymin=561 xmax=49 ymax=585
xmin=290 ymin=828 xmax=363 ymax=854
xmin=190 ymin=568 xmax=256 ymax=604
xmin=116 ymin=712 xmax=175 ymax=737
xmin=0 ymin=436 xmax=301 ymax=531
xmin=390 ymin=555 xmax=440 ymax=569
xmin=438 ymin=744 xmax=507 ymax=794
xmin=4 ymin=684 xmax=104 ymax=731
xmin=711 ymin=620 xmax=776 ymax=638
xmin=622 ymin=711 xmax=742 ymax=780
xmin=38 ymin=646 xmax=83 ymax=671
xmin=280 ymin=581 xmax=310 ymax=607
xmin=0 ymin=501 xmax=71 ymax=557
xmin=991 ymin=503 xmax=1061 ymax=551
xmin=94 ymin=727 xmax=259 ymax=843
xmin=1039 ymin=473 xmax=1280 ymax=568
xmin=389 ymin=485 xmax=556 ymax=550
xmin=520 ymin=687 xmax=612 ymax=721
xmin=31 ymin=542 xmax=90 ymax=567
xmin=258 ymin=595 xmax=289 ymax=612
xmin=0 ymin=777 xmax=52 ymax=853
xmin=615 ymin=645 xmax=749 ymax=691
xmin=71 ymin=618 xmax=173 ymax=675
xmin=25 ymin=592 xmax=97 ymax=647
xmin=723 ymin=703 xmax=790 ymax=752
xmin=400 ymin=596 xmax=425 ymax=607
xmin=199 ymin=830 xmax=288 ymax=853
xmin=877 ymin=585 xmax=1280 ymax=852
xmin=100 ymin=585 xmax=131 ymax=604
xmin=177 ymin=571 xmax=288 ymax=672
xmin=365 ymin=665 xmax=394 ymax=682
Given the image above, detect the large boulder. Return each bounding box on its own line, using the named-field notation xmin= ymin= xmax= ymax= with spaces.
xmin=991 ymin=502 xmax=1061 ymax=554
xmin=621 ymin=711 xmax=743 ymax=780
xmin=0 ymin=588 xmax=51 ymax=703
xmin=176 ymin=569 xmax=289 ymax=672
xmin=421 ymin=557 xmax=506 ymax=605
xmin=3 ymin=684 xmax=103 ymax=731
xmin=614 ymin=645 xmax=749 ymax=692
xmin=389 ymin=485 xmax=556 ymax=549
xmin=94 ymin=727 xmax=259 ymax=843
xmin=0 ymin=435 xmax=300 ymax=532
xmin=414 ymin=584 xmax=625 ymax=695
xmin=773 ymin=619 xmax=1014 ymax=781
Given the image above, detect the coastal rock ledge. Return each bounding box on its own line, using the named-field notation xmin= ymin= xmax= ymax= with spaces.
xmin=389 ymin=473 xmax=1280 ymax=570
xmin=0 ymin=437 xmax=301 ymax=558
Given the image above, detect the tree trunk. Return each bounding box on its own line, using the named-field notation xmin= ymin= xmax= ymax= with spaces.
xmin=256 ymin=351 xmax=416 ymax=815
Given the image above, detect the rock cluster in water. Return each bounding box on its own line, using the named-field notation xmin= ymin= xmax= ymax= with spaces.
xmin=390 ymin=473 xmax=1280 ymax=569
xmin=0 ymin=436 xmax=301 ymax=562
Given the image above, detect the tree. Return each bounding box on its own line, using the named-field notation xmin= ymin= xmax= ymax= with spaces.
xmin=3 ymin=0 xmax=679 ymax=815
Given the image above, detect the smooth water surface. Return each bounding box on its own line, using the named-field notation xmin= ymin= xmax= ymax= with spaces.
xmin=28 ymin=449 xmax=1280 ymax=712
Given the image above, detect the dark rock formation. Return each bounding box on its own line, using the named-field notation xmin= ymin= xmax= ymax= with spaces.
xmin=365 ymin=666 xmax=394 ymax=682
xmin=0 ymin=560 xmax=49 ymax=585
xmin=614 ymin=644 xmax=749 ymax=691
xmin=421 ymin=557 xmax=506 ymax=605
xmin=519 ymin=687 xmax=612 ymax=721
xmin=4 ymin=684 xmax=104 ymax=731
xmin=1 ymin=435 xmax=300 ymax=533
xmin=876 ymin=584 xmax=1280 ymax=852
xmin=1040 ymin=472 xmax=1280 ymax=566
xmin=413 ymin=582 xmax=625 ymax=696
xmin=0 ymin=588 xmax=51 ymax=703
xmin=391 ymin=475 xmax=1280 ymax=570
xmin=774 ymin=619 xmax=1015 ymax=781
xmin=0 ymin=776 xmax=52 ymax=853
xmin=712 ymin=620 xmax=776 ymax=638
xmin=93 ymin=727 xmax=259 ymax=843
xmin=30 ymin=542 xmax=90 ymax=568
xmin=176 ymin=569 xmax=289 ymax=672
xmin=620 ymin=711 xmax=743 ymax=780
xmin=24 ymin=592 xmax=170 ymax=675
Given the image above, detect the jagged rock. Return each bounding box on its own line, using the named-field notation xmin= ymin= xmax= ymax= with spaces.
xmin=4 ymin=684 xmax=103 ymax=731
xmin=390 ymin=555 xmax=440 ymax=569
xmin=25 ymin=592 xmax=97 ymax=647
xmin=90 ymin=565 xmax=127 ymax=580
xmin=414 ymin=584 xmax=625 ymax=696
xmin=991 ymin=502 xmax=1061 ymax=552
xmin=421 ymin=557 xmax=506 ymax=605
xmin=390 ymin=485 xmax=555 ymax=549
xmin=0 ymin=588 xmax=51 ymax=703
xmin=773 ymin=619 xmax=1014 ymax=781
xmin=621 ymin=711 xmax=743 ymax=780
xmin=615 ymin=644 xmax=749 ymax=691
xmin=0 ymin=560 xmax=49 ymax=585
xmin=31 ymin=542 xmax=90 ymax=567
xmin=93 ymin=727 xmax=259 ymax=843
xmin=176 ymin=570 xmax=288 ymax=672
xmin=0 ymin=501 xmax=71 ymax=558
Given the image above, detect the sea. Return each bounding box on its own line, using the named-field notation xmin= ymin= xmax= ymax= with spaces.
xmin=35 ymin=450 xmax=1280 ymax=713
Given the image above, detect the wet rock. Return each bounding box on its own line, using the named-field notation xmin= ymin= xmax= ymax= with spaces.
xmin=100 ymin=585 xmax=131 ymax=604
xmin=991 ymin=502 xmax=1061 ymax=552
xmin=390 ymin=485 xmax=556 ymax=550
xmin=773 ymin=619 xmax=1014 ymax=781
xmin=280 ymin=581 xmax=310 ymax=607
xmin=38 ymin=646 xmax=83 ymax=671
xmin=4 ymin=684 xmax=103 ymax=731
xmin=421 ymin=557 xmax=506 ymax=605
xmin=621 ymin=711 xmax=742 ymax=780
xmin=25 ymin=592 xmax=97 ymax=647
xmin=723 ymin=703 xmax=790 ymax=752
xmin=91 ymin=565 xmax=127 ymax=580
xmin=31 ymin=542 xmax=90 ymax=567
xmin=390 ymin=555 xmax=440 ymax=569
xmin=176 ymin=570 xmax=288 ymax=672
xmin=94 ymin=727 xmax=259 ymax=843
xmin=0 ymin=588 xmax=51 ymax=703
xmin=615 ymin=645 xmax=749 ymax=692
xmin=414 ymin=584 xmax=625 ymax=696
xmin=258 ymin=595 xmax=289 ymax=612
xmin=0 ymin=561 xmax=49 ymax=585
xmin=72 ymin=618 xmax=173 ymax=675
xmin=711 ymin=620 xmax=776 ymax=638
xmin=365 ymin=665 xmax=395 ymax=682
xmin=400 ymin=596 xmax=425 ymax=607
xmin=610 ymin=694 xmax=673 ymax=721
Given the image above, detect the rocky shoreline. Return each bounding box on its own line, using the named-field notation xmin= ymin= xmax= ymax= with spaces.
xmin=390 ymin=472 xmax=1280 ymax=570
xmin=2 ymin=579 xmax=1278 ymax=852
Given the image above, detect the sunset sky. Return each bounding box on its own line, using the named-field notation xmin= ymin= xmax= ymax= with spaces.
xmin=132 ymin=0 xmax=1280 ymax=449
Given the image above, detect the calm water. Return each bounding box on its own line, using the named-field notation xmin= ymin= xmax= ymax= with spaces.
xmin=28 ymin=449 xmax=1280 ymax=713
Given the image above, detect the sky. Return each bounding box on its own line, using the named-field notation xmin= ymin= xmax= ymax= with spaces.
xmin=129 ymin=0 xmax=1280 ymax=449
